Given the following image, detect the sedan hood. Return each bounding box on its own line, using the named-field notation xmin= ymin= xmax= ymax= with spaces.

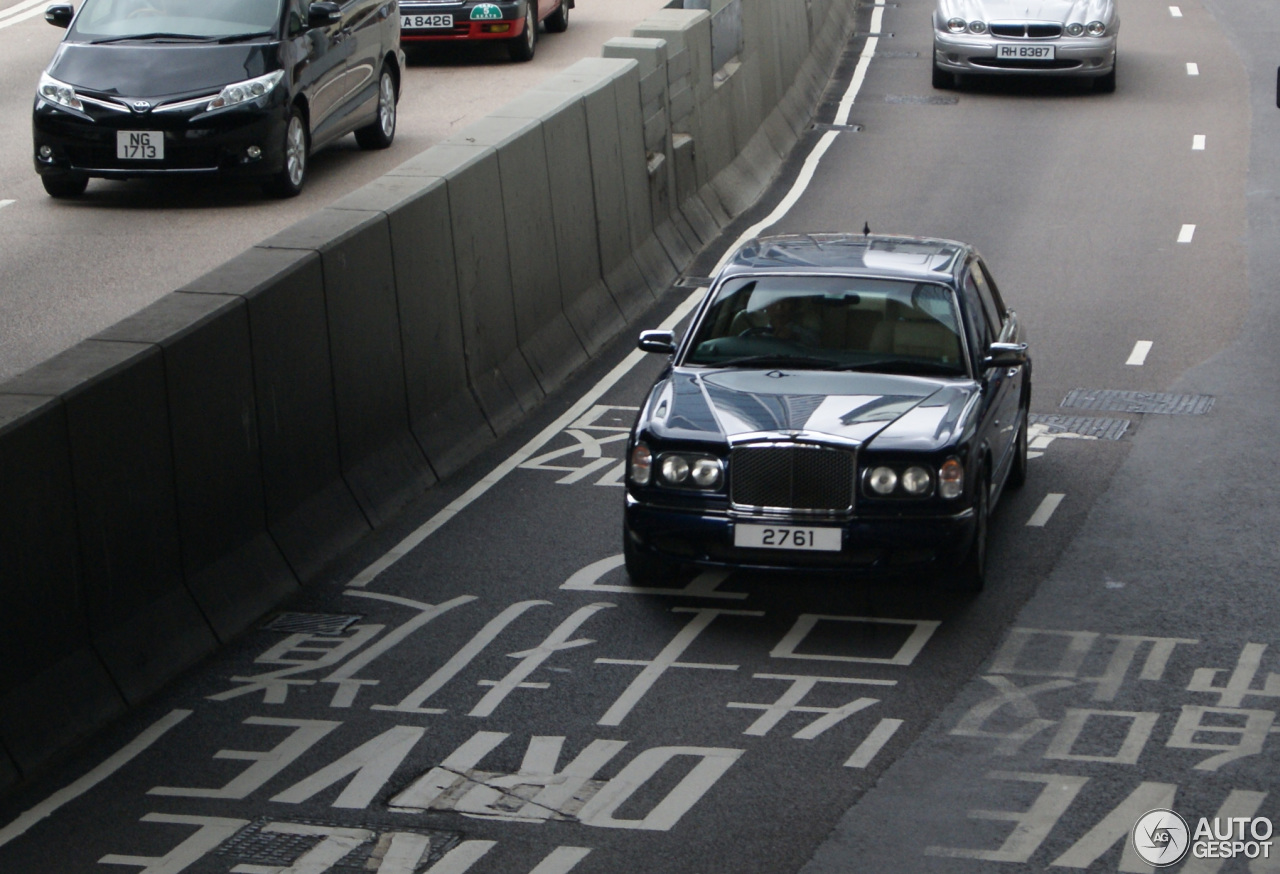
xmin=938 ymin=0 xmax=1114 ymax=23
xmin=646 ymin=368 xmax=979 ymax=451
xmin=48 ymin=42 xmax=276 ymax=99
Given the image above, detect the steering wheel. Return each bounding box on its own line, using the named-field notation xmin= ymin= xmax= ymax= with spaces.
xmin=738 ymin=325 xmax=775 ymax=338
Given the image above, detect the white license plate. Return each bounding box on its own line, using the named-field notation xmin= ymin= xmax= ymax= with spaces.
xmin=734 ymin=524 xmax=841 ymax=552
xmin=401 ymin=12 xmax=453 ymax=28
xmin=116 ymin=130 xmax=163 ymax=161
xmin=997 ymin=44 xmax=1055 ymax=60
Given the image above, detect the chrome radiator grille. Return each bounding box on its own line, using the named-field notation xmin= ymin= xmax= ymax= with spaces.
xmin=991 ymin=23 xmax=1062 ymax=38
xmin=730 ymin=445 xmax=855 ymax=513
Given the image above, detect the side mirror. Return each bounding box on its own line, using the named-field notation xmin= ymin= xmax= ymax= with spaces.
xmin=638 ymin=330 xmax=676 ymax=355
xmin=45 ymin=4 xmax=74 ymax=27
xmin=308 ymin=1 xmax=342 ymax=27
xmin=983 ymin=341 xmax=1028 ymax=369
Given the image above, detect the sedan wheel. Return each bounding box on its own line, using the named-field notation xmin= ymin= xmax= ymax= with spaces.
xmin=952 ymin=472 xmax=989 ymax=593
xmin=355 ymin=68 xmax=397 ymax=150
xmin=623 ymin=534 xmax=678 ymax=587
xmin=1007 ymin=413 xmax=1028 ymax=489
xmin=264 ymin=108 xmax=307 ymax=198
xmin=508 ymin=1 xmax=536 ymax=61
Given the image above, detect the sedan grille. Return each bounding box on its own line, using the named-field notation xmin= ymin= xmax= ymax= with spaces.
xmin=730 ymin=445 xmax=855 ymax=513
xmin=990 ymin=23 xmax=1063 ymax=38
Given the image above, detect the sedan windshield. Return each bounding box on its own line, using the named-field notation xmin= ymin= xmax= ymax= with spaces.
xmin=684 ymin=275 xmax=967 ymax=376
xmin=70 ymin=0 xmax=283 ymax=40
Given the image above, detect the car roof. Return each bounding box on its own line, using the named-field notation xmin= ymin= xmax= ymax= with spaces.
xmin=721 ymin=233 xmax=970 ymax=284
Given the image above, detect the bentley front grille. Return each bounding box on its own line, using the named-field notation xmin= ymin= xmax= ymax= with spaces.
xmin=730 ymin=445 xmax=855 ymax=513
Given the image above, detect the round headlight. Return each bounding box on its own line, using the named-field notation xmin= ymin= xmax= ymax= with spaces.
xmin=661 ymin=455 xmax=690 ymax=484
xmin=939 ymin=458 xmax=964 ymax=499
xmin=1086 ymin=20 xmax=1107 ymax=36
xmin=690 ymin=457 xmax=723 ymax=488
xmin=901 ymin=466 xmax=932 ymax=496
xmin=946 ymin=16 xmax=967 ymax=33
xmin=868 ymin=467 xmax=898 ymax=496
xmin=968 ymin=20 xmax=987 ymax=34
xmin=1065 ymin=22 xmax=1084 ymax=36
xmin=629 ymin=443 xmax=652 ymax=485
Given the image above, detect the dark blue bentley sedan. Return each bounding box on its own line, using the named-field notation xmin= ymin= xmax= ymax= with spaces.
xmin=624 ymin=233 xmax=1031 ymax=591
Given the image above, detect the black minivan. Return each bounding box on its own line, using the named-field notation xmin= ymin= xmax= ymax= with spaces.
xmin=33 ymin=0 xmax=403 ymax=198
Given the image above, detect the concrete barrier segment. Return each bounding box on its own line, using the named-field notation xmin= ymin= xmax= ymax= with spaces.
xmin=179 ymin=247 xmax=370 ymax=583
xmin=0 ymin=393 xmax=126 ymax=774
xmin=331 ymin=175 xmax=496 ymax=481
xmin=95 ymin=292 xmax=298 ymax=643
xmin=1 ymin=340 xmax=218 ymax=704
xmin=443 ymin=116 xmax=588 ymax=397
xmin=261 ymin=210 xmax=435 ymax=528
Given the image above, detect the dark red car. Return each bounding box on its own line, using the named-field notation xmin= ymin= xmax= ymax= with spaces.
xmin=400 ymin=0 xmax=571 ymax=62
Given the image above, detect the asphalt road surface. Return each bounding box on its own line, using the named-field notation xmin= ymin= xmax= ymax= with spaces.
xmin=0 ymin=0 xmax=671 ymax=382
xmin=2 ymin=0 xmax=1278 ymax=872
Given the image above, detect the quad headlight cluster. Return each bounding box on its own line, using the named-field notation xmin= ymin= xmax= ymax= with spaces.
xmin=37 ymin=73 xmax=84 ymax=113
xmin=946 ymin=17 xmax=986 ymax=33
xmin=863 ymin=458 xmax=965 ymax=500
xmin=945 ymin=18 xmax=1108 ymax=36
xmin=629 ymin=444 xmax=724 ymax=490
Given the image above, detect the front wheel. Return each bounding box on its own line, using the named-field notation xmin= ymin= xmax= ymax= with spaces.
xmin=355 ymin=66 xmax=397 ymax=150
xmin=508 ymin=1 xmax=537 ymax=61
xmin=41 ymin=172 xmax=89 ymax=198
xmin=544 ymin=0 xmax=568 ymax=33
xmin=623 ymin=534 xmax=678 ymax=587
xmin=951 ymin=473 xmax=989 ymax=593
xmin=263 ymin=107 xmax=307 ymax=198
xmin=1007 ymin=413 xmax=1028 ymax=489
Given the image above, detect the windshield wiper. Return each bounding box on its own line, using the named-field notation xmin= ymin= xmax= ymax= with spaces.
xmin=91 ymin=32 xmax=215 ymax=43
xmin=832 ymin=359 xmax=964 ymax=376
xmin=701 ymin=354 xmax=846 ymax=369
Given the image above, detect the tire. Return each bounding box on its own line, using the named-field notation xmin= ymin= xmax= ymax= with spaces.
xmin=41 ymin=172 xmax=89 ymax=198
xmin=508 ymin=0 xmax=536 ymax=62
xmin=1007 ymin=412 xmax=1028 ymax=490
xmin=263 ymin=107 xmax=307 ymax=198
xmin=545 ymin=0 xmax=568 ymax=33
xmin=1094 ymin=61 xmax=1117 ymax=94
xmin=951 ymin=470 xmax=989 ymax=593
xmin=355 ymin=66 xmax=397 ymax=150
xmin=932 ymin=62 xmax=954 ymax=90
xmin=623 ymin=533 xmax=678 ymax=587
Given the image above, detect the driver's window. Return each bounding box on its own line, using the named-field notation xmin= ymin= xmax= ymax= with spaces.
xmin=962 ymin=273 xmax=993 ymax=352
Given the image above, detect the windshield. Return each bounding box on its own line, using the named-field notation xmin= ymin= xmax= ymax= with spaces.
xmin=684 ymin=275 xmax=967 ymax=376
xmin=70 ymin=0 xmax=284 ymax=40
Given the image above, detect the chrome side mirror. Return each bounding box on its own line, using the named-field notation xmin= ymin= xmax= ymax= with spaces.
xmin=983 ymin=341 xmax=1028 ymax=369
xmin=638 ymin=329 xmax=676 ymax=355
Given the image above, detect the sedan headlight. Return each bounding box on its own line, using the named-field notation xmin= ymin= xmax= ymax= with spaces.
xmin=901 ymin=466 xmax=933 ymax=496
xmin=946 ymin=17 xmax=967 ymax=33
xmin=629 ymin=443 xmax=652 ymax=486
xmin=1086 ymin=20 xmax=1107 ymax=36
xmin=37 ymin=72 xmax=83 ymax=112
xmin=655 ymin=453 xmax=724 ymax=490
xmin=867 ymin=466 xmax=898 ymax=496
xmin=967 ymin=20 xmax=987 ymax=34
xmin=1065 ymin=22 xmax=1085 ymax=36
xmin=864 ymin=464 xmax=935 ymax=498
xmin=206 ymin=70 xmax=284 ymax=111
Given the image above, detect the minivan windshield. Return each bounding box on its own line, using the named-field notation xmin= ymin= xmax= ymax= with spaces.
xmin=683 ymin=274 xmax=968 ymax=376
xmin=70 ymin=0 xmax=284 ymax=40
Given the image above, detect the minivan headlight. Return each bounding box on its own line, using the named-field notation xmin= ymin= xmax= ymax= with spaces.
xmin=206 ymin=70 xmax=285 ymax=111
xmin=37 ymin=72 xmax=83 ymax=112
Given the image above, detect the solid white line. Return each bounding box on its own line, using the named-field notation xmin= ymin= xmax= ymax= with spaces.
xmin=0 ymin=2 xmax=46 ymax=29
xmin=1192 ymin=134 xmax=1206 ymax=150
xmin=0 ymin=709 xmax=192 ymax=849
xmin=0 ymin=200 xmax=14 ymax=210
xmin=1125 ymin=341 xmax=1153 ymax=366
xmin=1178 ymin=224 xmax=1196 ymax=243
xmin=844 ymin=718 xmax=903 ymax=768
xmin=1169 ymin=6 xmax=1182 ymax=17
xmin=1186 ymin=62 xmax=1199 ymax=76
xmin=0 ymin=0 xmax=47 ymax=21
xmin=1026 ymin=493 xmax=1065 ymax=528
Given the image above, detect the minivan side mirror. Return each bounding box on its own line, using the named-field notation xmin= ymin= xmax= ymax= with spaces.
xmin=45 ymin=4 xmax=74 ymax=27
xmin=983 ymin=342 xmax=1028 ymax=369
xmin=638 ymin=330 xmax=677 ymax=355
xmin=308 ymin=1 xmax=342 ymax=27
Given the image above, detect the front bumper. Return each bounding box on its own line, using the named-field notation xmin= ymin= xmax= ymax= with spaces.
xmin=399 ymin=1 xmax=527 ymax=41
xmin=624 ymin=494 xmax=977 ymax=577
xmin=934 ymin=32 xmax=1117 ymax=77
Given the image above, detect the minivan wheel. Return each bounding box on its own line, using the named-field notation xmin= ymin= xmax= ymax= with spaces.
xmin=355 ymin=67 xmax=397 ymax=150
xmin=263 ymin=108 xmax=307 ymax=198
xmin=508 ymin=1 xmax=536 ymax=61
xmin=41 ymin=172 xmax=89 ymax=198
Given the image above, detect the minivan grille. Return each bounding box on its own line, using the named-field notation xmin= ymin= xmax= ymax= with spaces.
xmin=990 ymin=23 xmax=1062 ymax=38
xmin=730 ymin=445 xmax=855 ymax=513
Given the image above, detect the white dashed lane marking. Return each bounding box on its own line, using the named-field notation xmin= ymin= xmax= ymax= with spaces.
xmin=0 ymin=200 xmax=14 ymax=210
xmin=1026 ymin=494 xmax=1065 ymax=528
xmin=1187 ymin=62 xmax=1200 ymax=76
xmin=1126 ymin=341 xmax=1153 ymax=366
xmin=1169 ymin=5 xmax=1182 ymax=16
xmin=1192 ymin=134 xmax=1206 ymax=150
xmin=1178 ymin=224 xmax=1196 ymax=243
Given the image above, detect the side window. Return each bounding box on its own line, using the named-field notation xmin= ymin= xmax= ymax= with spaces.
xmin=962 ymin=273 xmax=993 ymax=354
xmin=287 ymin=0 xmax=306 ymax=34
xmin=971 ymin=260 xmax=1006 ymax=332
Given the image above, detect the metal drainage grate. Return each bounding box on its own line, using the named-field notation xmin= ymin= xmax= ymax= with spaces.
xmin=216 ymin=818 xmax=464 ymax=870
xmin=883 ymin=94 xmax=959 ymax=105
xmin=261 ymin=613 xmax=362 ymax=635
xmin=1061 ymin=389 xmax=1215 ymax=416
xmin=810 ymin=122 xmax=864 ymax=132
xmin=1029 ymin=414 xmax=1130 ymax=440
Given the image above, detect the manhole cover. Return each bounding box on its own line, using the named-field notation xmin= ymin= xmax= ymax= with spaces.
xmin=1028 ymin=414 xmax=1131 ymax=440
xmin=261 ymin=613 xmax=363 ymax=635
xmin=1061 ymin=389 xmax=1214 ymax=415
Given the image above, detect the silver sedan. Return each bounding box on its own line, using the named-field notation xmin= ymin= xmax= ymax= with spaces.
xmin=932 ymin=0 xmax=1119 ymax=92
